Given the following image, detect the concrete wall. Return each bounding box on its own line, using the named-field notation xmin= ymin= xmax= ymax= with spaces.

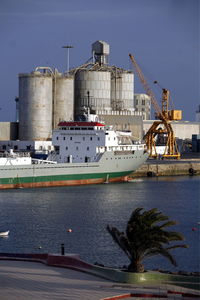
xmin=0 ymin=122 xmax=18 ymax=141
xmin=143 ymin=120 xmax=200 ymax=140
xmin=100 ymin=114 xmax=143 ymax=141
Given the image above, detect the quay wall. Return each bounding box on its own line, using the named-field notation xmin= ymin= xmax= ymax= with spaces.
xmin=132 ymin=160 xmax=200 ymax=178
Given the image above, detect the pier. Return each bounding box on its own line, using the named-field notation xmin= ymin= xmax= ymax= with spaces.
xmin=133 ymin=156 xmax=200 ymax=178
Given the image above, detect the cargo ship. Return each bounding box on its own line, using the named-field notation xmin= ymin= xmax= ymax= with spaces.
xmin=0 ymin=114 xmax=148 ymax=190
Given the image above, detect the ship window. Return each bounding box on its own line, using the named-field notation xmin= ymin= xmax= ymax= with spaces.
xmin=55 ymin=146 xmax=60 ymax=154
xmin=70 ymin=137 xmax=72 ymax=140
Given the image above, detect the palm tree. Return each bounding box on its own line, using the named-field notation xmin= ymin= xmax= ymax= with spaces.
xmin=107 ymin=207 xmax=188 ymax=273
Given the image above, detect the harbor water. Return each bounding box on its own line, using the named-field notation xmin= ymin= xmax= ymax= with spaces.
xmin=0 ymin=176 xmax=199 ymax=272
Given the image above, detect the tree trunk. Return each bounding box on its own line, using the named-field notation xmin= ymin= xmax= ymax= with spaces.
xmin=128 ymin=260 xmax=144 ymax=273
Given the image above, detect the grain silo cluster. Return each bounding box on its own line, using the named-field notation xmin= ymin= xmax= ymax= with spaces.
xmin=17 ymin=41 xmax=140 ymax=141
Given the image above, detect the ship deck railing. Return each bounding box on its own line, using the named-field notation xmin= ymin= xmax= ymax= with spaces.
xmin=96 ymin=144 xmax=144 ymax=153
xmin=0 ymin=151 xmax=30 ymax=158
xmin=32 ymin=158 xmax=57 ymax=165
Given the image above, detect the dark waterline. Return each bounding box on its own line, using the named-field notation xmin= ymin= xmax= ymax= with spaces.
xmin=0 ymin=176 xmax=199 ymax=272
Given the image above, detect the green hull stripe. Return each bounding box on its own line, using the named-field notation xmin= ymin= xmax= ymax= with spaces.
xmin=0 ymin=171 xmax=131 ymax=185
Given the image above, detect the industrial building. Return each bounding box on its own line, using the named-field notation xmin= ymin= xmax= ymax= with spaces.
xmin=134 ymin=94 xmax=151 ymax=120
xmin=0 ymin=122 xmax=18 ymax=141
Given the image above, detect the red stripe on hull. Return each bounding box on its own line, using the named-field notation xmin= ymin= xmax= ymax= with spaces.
xmin=0 ymin=176 xmax=128 ymax=190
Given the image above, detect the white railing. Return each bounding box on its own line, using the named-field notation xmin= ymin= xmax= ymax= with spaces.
xmin=32 ymin=158 xmax=57 ymax=165
xmin=0 ymin=151 xmax=30 ymax=158
xmin=96 ymin=144 xmax=144 ymax=153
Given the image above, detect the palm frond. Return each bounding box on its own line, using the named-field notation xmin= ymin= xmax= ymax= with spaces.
xmin=145 ymin=247 xmax=177 ymax=266
xmin=159 ymin=220 xmax=177 ymax=228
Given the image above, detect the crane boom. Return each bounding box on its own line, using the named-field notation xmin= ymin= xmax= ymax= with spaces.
xmin=129 ymin=54 xmax=162 ymax=119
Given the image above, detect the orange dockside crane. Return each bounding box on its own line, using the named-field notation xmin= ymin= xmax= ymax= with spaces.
xmin=129 ymin=53 xmax=182 ymax=159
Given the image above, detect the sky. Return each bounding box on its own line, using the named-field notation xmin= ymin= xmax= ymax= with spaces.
xmin=0 ymin=0 xmax=199 ymax=121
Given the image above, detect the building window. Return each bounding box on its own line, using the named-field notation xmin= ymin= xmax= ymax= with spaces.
xmin=142 ymin=99 xmax=145 ymax=105
xmin=98 ymin=137 xmax=100 ymax=141
xmin=83 ymin=137 xmax=85 ymax=141
xmin=76 ymin=146 xmax=79 ymax=150
xmin=87 ymin=146 xmax=89 ymax=151
xmin=90 ymin=137 xmax=92 ymax=141
xmin=70 ymin=137 xmax=72 ymax=140
xmin=63 ymin=137 xmax=65 ymax=140
xmin=66 ymin=146 xmax=68 ymax=150
xmin=56 ymin=137 xmax=59 ymax=140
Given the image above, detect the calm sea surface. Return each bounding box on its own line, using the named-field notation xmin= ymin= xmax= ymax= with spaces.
xmin=0 ymin=176 xmax=199 ymax=272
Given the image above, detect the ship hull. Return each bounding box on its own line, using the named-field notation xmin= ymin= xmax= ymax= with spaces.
xmin=0 ymin=173 xmax=129 ymax=189
xmin=0 ymin=150 xmax=148 ymax=190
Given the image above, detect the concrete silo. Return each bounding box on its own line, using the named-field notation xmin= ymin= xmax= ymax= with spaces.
xmin=53 ymin=73 xmax=74 ymax=128
xmin=111 ymin=70 xmax=134 ymax=112
xmin=19 ymin=69 xmax=53 ymax=141
xmin=75 ymin=69 xmax=111 ymax=115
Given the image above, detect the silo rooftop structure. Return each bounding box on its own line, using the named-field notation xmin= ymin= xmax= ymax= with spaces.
xmin=71 ymin=40 xmax=134 ymax=117
xmin=92 ymin=40 xmax=110 ymax=65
